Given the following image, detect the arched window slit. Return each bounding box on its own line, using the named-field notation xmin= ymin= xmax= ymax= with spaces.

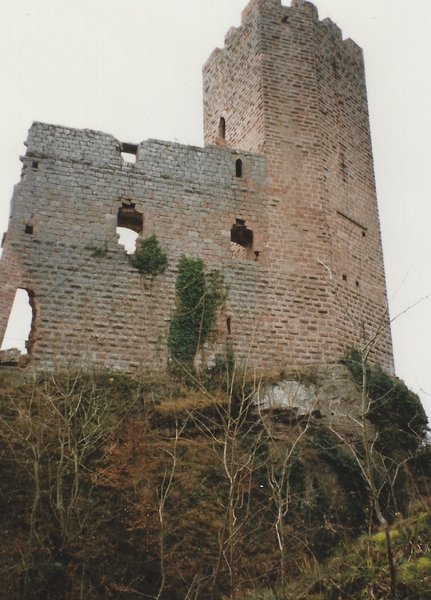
xmin=219 ymin=117 xmax=226 ymax=140
xmin=235 ymin=159 xmax=243 ymax=178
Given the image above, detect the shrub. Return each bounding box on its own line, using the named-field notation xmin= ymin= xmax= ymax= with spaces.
xmin=342 ymin=349 xmax=429 ymax=455
xmin=129 ymin=234 xmax=168 ymax=275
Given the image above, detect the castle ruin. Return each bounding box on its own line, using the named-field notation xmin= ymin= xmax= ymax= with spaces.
xmin=0 ymin=0 xmax=394 ymax=374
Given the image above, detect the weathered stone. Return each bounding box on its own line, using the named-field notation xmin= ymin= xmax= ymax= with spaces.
xmin=254 ymin=380 xmax=319 ymax=415
xmin=0 ymin=348 xmax=22 ymax=366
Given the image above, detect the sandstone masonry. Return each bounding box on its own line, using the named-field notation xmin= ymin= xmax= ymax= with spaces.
xmin=0 ymin=0 xmax=394 ymax=374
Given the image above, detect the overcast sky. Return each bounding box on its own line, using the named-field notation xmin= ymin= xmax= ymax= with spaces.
xmin=1 ymin=0 xmax=430 ymax=418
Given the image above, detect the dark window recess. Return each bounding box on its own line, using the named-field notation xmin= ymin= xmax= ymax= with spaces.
xmin=32 ymin=161 xmax=39 ymax=169
xmin=356 ymin=280 xmax=360 ymax=288
xmin=231 ymin=219 xmax=255 ymax=260
xmin=219 ymin=117 xmax=226 ymax=140
xmin=235 ymin=158 xmax=243 ymax=178
xmin=281 ymin=15 xmax=289 ymax=23
xmin=117 ymin=200 xmax=143 ymax=233
xmin=342 ymin=274 xmax=347 ymax=282
xmin=254 ymin=251 xmax=260 ymax=261
xmin=120 ymin=142 xmax=138 ymax=163
xmin=340 ymin=154 xmax=348 ymax=182
xmin=231 ymin=219 xmax=253 ymax=249
xmin=226 ymin=317 xmax=232 ymax=335
xmin=24 ymin=224 xmax=34 ymax=235
xmin=362 ymin=231 xmax=366 ymax=238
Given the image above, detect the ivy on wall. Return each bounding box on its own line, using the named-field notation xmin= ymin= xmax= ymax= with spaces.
xmin=167 ymin=256 xmax=226 ymax=370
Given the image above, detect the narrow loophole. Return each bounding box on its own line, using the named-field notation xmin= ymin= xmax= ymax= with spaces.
xmin=219 ymin=117 xmax=226 ymax=140
xmin=235 ymin=159 xmax=243 ymax=178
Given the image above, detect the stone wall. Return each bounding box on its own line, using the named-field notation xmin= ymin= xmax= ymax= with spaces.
xmin=0 ymin=0 xmax=394 ymax=374
xmin=203 ymin=0 xmax=393 ymax=372
xmin=0 ymin=123 xmax=268 ymax=371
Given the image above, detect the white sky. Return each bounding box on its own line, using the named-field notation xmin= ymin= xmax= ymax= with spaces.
xmin=0 ymin=0 xmax=430 ymax=418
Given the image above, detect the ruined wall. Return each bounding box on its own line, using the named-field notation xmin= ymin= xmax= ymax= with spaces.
xmin=0 ymin=0 xmax=394 ymax=373
xmin=0 ymin=123 xmax=268 ymax=371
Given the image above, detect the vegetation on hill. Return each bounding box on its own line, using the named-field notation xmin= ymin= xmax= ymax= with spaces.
xmin=0 ymin=356 xmax=429 ymax=599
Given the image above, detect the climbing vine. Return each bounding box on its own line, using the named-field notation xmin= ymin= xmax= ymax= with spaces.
xmin=167 ymin=256 xmax=226 ymax=370
xmin=129 ymin=235 xmax=168 ymax=276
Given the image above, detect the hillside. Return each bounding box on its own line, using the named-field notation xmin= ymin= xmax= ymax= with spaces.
xmin=0 ymin=358 xmax=429 ymax=599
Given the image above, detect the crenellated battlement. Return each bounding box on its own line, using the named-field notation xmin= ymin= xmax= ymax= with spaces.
xmin=206 ymin=0 xmax=365 ymax=81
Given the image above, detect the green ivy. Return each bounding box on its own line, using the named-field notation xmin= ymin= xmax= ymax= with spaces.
xmin=342 ymin=349 xmax=429 ymax=455
xmin=167 ymin=257 xmax=226 ymax=370
xmin=129 ymin=235 xmax=168 ymax=276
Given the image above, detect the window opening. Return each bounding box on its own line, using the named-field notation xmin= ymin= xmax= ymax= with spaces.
xmin=227 ymin=317 xmax=232 ymax=335
xmin=32 ymin=161 xmax=39 ymax=169
xmin=342 ymin=274 xmax=347 ymax=282
xmin=219 ymin=117 xmax=226 ymax=140
xmin=120 ymin=142 xmax=138 ymax=164
xmin=117 ymin=201 xmax=143 ymax=233
xmin=231 ymin=218 xmax=254 ymax=260
xmin=235 ymin=159 xmax=243 ymax=178
xmin=117 ymin=228 xmax=139 ymax=254
xmin=117 ymin=200 xmax=143 ymax=254
xmin=1 ymin=288 xmax=35 ymax=355
xmin=25 ymin=224 xmax=34 ymax=235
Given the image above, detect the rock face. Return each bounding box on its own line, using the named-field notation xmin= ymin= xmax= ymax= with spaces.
xmin=255 ymin=380 xmax=320 ymax=415
xmin=253 ymin=365 xmax=364 ymax=437
xmin=0 ymin=0 xmax=393 ymax=376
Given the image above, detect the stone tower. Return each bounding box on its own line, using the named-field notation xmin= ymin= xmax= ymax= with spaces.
xmin=0 ymin=0 xmax=393 ymax=373
xmin=203 ymin=0 xmax=393 ymax=371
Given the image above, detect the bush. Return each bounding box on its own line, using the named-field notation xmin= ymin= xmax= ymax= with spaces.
xmin=342 ymin=349 xmax=429 ymax=455
xmin=129 ymin=235 xmax=168 ymax=275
